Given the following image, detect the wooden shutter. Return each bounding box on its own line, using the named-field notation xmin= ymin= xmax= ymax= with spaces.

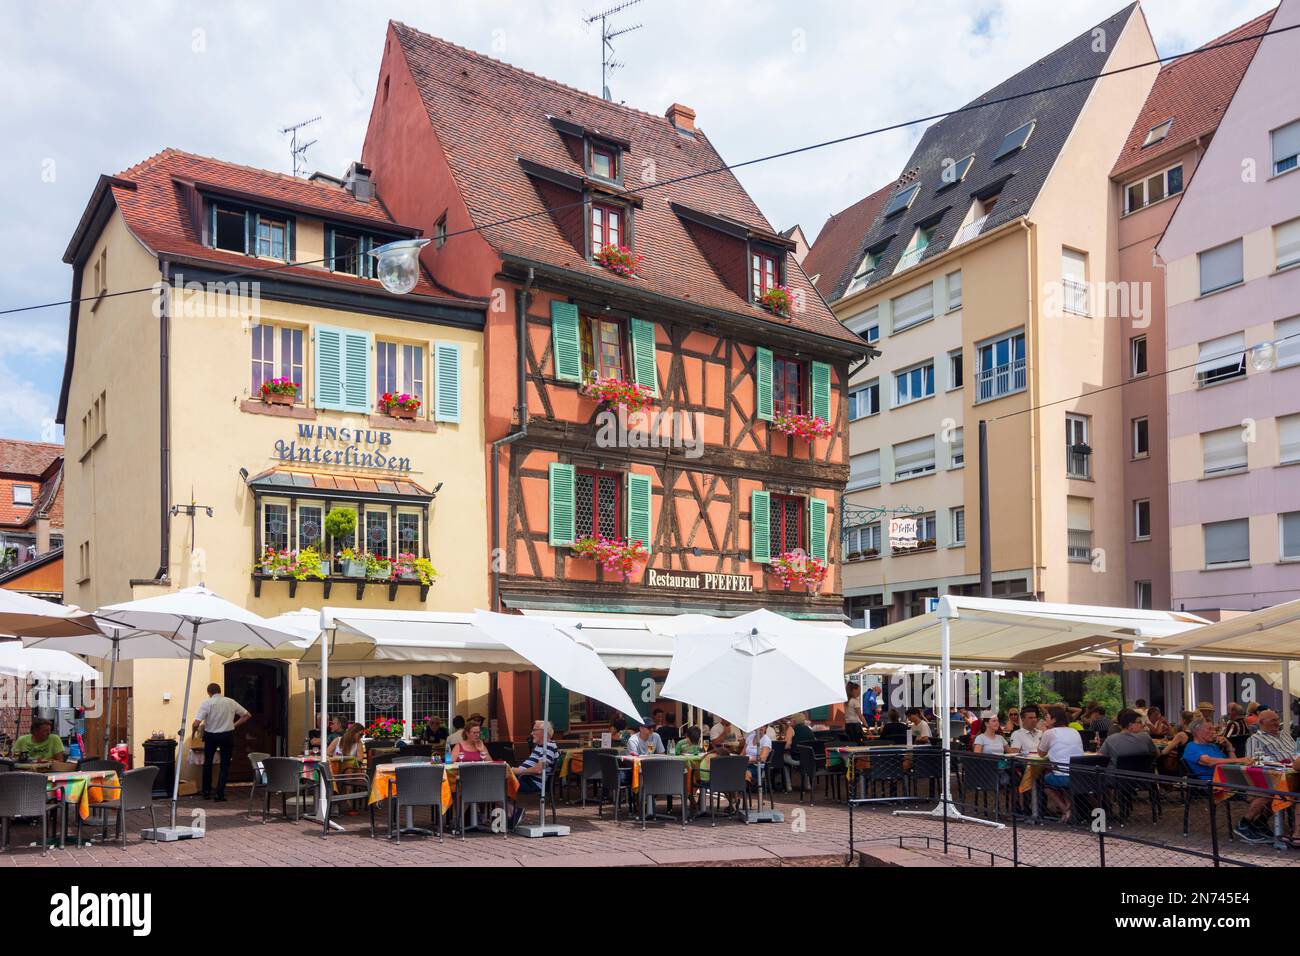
xmin=809 ymin=498 xmax=828 ymax=561
xmin=629 ymin=316 xmax=658 ymax=395
xmin=434 ymin=342 xmax=461 ymax=422
xmin=315 ymin=327 xmax=344 ymax=410
xmin=551 ymin=301 xmax=582 ymax=383
xmin=811 ymin=361 xmax=831 ymax=420
xmin=548 ymin=462 xmax=576 ymax=546
xmin=750 ymin=490 xmax=771 ymax=564
xmin=338 ymin=330 xmax=370 ymax=413
xmin=625 ymin=472 xmax=653 ymax=552
xmin=756 ymin=347 xmax=774 ymax=421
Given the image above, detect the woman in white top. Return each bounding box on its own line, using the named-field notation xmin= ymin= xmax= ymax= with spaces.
xmin=744 ymin=725 xmax=772 ymax=784
xmin=844 ymin=684 xmax=866 ymax=741
xmin=973 ymin=714 xmax=1006 ymax=756
xmin=1037 ymin=705 xmax=1084 ymax=820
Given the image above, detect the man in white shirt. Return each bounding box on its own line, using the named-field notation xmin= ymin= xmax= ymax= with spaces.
xmin=1008 ymin=705 xmax=1043 ymax=755
xmin=192 ymin=682 xmax=250 ymax=801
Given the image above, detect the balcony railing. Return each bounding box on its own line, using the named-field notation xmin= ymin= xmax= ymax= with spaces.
xmin=1063 ymin=278 xmax=1090 ymax=315
xmin=1067 ymin=529 xmax=1093 ymax=563
xmin=894 ymin=247 xmax=927 ymax=273
xmin=975 ymin=356 xmax=1026 ymax=402
xmin=952 ymin=214 xmax=990 ymax=247
xmin=1066 ymin=444 xmax=1092 ymax=479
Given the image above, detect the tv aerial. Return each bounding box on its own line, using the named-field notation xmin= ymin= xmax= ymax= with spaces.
xmin=280 ymin=115 xmax=322 ymax=177
xmin=583 ymin=0 xmax=643 ymax=100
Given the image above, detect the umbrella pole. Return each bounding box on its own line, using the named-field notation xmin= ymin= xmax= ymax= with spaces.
xmin=170 ymin=621 xmax=200 ymax=830
xmin=516 ymin=672 xmax=568 ymax=838
xmin=103 ymin=638 xmax=119 ymax=758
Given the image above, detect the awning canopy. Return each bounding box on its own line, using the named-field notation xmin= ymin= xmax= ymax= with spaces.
xmin=1141 ymin=600 xmax=1300 ymax=662
xmin=843 ymin=596 xmax=1208 ymax=672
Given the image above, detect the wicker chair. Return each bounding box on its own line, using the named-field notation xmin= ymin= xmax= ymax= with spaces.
xmin=390 ymin=764 xmax=445 ymax=843
xmin=260 ymin=757 xmax=306 ymax=823
xmin=455 ymin=762 xmax=507 ymax=839
xmin=698 ymin=755 xmax=749 ymax=826
xmin=638 ymin=758 xmax=687 ymax=829
xmin=77 ymin=758 xmax=126 ymax=774
xmin=593 ymin=752 xmax=632 ymax=823
xmin=578 ymin=748 xmax=616 ymax=806
xmin=76 ymin=766 xmax=159 ymax=849
xmin=0 ymin=772 xmax=60 ymax=854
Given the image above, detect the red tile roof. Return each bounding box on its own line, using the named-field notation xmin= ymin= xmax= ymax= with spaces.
xmin=801 ymin=183 xmax=894 ymax=301
xmin=1111 ymin=9 xmax=1275 ymax=179
xmin=0 ymin=439 xmax=62 ymax=478
xmin=0 ymin=440 xmax=63 ymax=531
xmin=389 ymin=22 xmax=864 ymax=348
xmin=102 ymin=149 xmax=460 ymax=301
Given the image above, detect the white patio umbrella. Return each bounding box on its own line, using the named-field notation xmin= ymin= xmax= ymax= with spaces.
xmin=0 ymin=641 xmax=100 ymax=683
xmin=473 ymin=610 xmax=645 ymax=837
xmin=660 ymin=608 xmax=848 ymax=733
xmin=0 ymin=588 xmax=99 ymax=639
xmin=95 ymin=586 xmax=304 ymax=840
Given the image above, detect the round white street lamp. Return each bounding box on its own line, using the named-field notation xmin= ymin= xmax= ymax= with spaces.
xmin=370 ymin=238 xmax=431 ymax=295
xmin=1250 ymin=341 xmax=1277 ymax=373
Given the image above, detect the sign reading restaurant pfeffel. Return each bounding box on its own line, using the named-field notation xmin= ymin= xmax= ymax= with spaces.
xmin=273 ymin=424 xmax=412 ymax=473
xmin=645 ymin=568 xmax=755 ymax=593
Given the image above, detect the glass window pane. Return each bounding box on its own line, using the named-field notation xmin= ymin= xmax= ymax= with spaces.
xmin=365 ymin=510 xmax=390 ymax=558
xmin=363 ymin=676 xmax=403 ymax=727
xmin=575 ymin=473 xmax=594 ymax=539
xmin=263 ymin=503 xmax=289 ymax=552
xmin=297 ymin=505 xmax=323 ymax=552
xmin=397 ymin=512 xmax=421 ymax=554
xmin=325 ymin=677 xmax=356 ymax=727
xmin=411 ymin=676 xmax=450 ymax=727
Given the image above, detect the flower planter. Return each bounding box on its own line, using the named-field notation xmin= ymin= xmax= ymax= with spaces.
xmin=340 ymin=558 xmax=366 ymax=578
xmin=261 ymin=391 xmax=295 ymax=407
xmin=387 ymin=405 xmax=417 ymax=420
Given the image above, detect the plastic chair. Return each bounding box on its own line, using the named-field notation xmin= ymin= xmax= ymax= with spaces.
xmin=455 ymin=762 xmax=507 ymax=839
xmin=390 ymin=764 xmax=445 ymax=843
xmin=0 ymin=772 xmax=60 ymax=854
xmin=637 ymin=758 xmax=687 ymax=829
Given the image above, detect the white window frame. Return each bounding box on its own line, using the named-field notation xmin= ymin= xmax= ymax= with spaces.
xmin=892 ymin=435 xmax=937 ymax=482
xmin=1275 ymin=217 xmax=1300 ymax=271
xmin=1130 ymin=335 xmax=1148 ymax=377
xmin=1204 ymin=518 xmax=1249 ymax=569
xmin=893 ymin=360 xmax=935 ymax=407
xmin=849 ymin=379 xmax=880 ymax=420
xmin=947 ymin=348 xmax=963 ymax=390
xmin=1195 ymin=333 xmax=1246 ymax=387
xmin=949 ymin=427 xmax=964 ymax=469
xmin=1201 ymin=426 xmax=1248 ymax=477
xmin=250 ymin=323 xmax=307 ymax=403
xmin=974 ymin=329 xmax=1026 ymax=402
xmin=1131 ymin=416 xmax=1149 ymax=459
xmin=1271 ymin=118 xmax=1300 ymax=176
xmin=1066 ymin=414 xmax=1091 ymax=479
xmin=375 ymin=338 xmax=427 ymax=415
xmin=1123 ymin=162 xmax=1183 ymax=214
xmin=1134 ymin=580 xmax=1153 ymax=610
xmin=1281 ymin=511 xmax=1300 ymax=561
xmin=1276 ymin=316 xmax=1300 ymax=370
xmin=950 ymin=506 xmax=966 ymax=546
xmin=11 ymin=484 xmax=32 ymax=506
xmin=847 ymin=450 xmax=881 ymax=492
xmin=1279 ymin=413 xmax=1300 ymax=466
xmin=1134 ymin=498 xmax=1151 ymax=541
xmin=946 ymin=270 xmax=963 ymax=311
xmin=1061 ymin=248 xmax=1090 ymax=316
xmin=1198 ymin=240 xmax=1244 ymax=296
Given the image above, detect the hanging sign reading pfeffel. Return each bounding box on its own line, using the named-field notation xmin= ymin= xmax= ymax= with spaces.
xmin=889 ymin=517 xmax=918 ymax=550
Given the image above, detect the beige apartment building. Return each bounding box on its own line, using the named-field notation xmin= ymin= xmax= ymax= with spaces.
xmin=811 ymin=5 xmax=1158 ymax=626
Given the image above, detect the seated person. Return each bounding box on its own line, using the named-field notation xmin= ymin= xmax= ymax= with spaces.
xmin=788 ymin=713 xmax=816 ymax=748
xmin=743 ymin=724 xmax=773 ymax=784
xmin=904 ymin=707 xmax=932 ymax=743
xmin=973 ymin=714 xmax=1007 ymax=756
xmin=708 ymin=717 xmax=743 ymax=751
xmin=1038 ymin=706 xmax=1084 ymax=820
xmin=451 ymin=722 xmax=490 ymax=762
xmin=1183 ymin=716 xmax=1273 ymax=844
xmin=425 ymin=716 xmax=449 ymax=743
xmin=1098 ymin=708 xmax=1157 ymax=767
xmin=1008 ymin=705 xmax=1043 ymax=754
xmin=509 ymin=720 xmax=560 ymax=829
xmin=673 ymin=725 xmax=703 ymax=755
xmin=654 ymin=708 xmax=679 ymax=744
xmin=1246 ymin=709 xmax=1300 ymax=847
xmin=1145 ymin=706 xmax=1173 ymax=740
xmin=879 ymin=709 xmax=910 ymax=742
xmin=329 ymin=722 xmax=366 ymax=760
xmin=13 ymin=718 xmax=65 ymax=763
xmin=627 ymin=720 xmax=666 ymax=756
xmin=608 ymin=716 xmax=632 ymax=747
xmin=445 ymin=715 xmax=467 ymax=749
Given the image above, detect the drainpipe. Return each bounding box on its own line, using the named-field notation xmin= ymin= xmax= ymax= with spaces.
xmin=490 ymin=267 xmax=534 ymax=611
xmin=156 ymin=260 xmax=173 ymax=582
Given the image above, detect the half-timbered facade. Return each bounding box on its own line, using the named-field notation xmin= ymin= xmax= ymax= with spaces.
xmin=363 ymin=22 xmax=872 ymax=638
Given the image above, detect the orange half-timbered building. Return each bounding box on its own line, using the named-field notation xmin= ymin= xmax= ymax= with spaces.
xmin=362 ymin=22 xmax=874 ymax=731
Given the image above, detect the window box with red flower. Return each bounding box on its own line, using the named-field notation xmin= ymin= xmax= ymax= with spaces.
xmin=260 ymin=376 xmax=299 ymax=407
xmin=379 ymin=392 xmax=421 ymax=420
xmin=593 ymin=244 xmax=642 ymax=278
xmin=580 ymin=374 xmax=654 ymax=414
xmin=759 ymin=285 xmax=795 ymax=317
xmin=768 ymin=550 xmax=829 ymax=591
xmin=571 ymin=534 xmax=649 ymax=581
xmin=770 ymin=410 xmax=833 ymax=442
xmin=364 ymin=717 xmax=405 ymax=741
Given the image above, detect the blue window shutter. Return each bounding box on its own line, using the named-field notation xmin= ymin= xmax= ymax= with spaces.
xmin=315 ymin=327 xmax=344 ymax=410
xmin=750 ymin=491 xmax=771 ymax=564
xmin=549 ymin=462 xmax=576 ymax=546
xmin=551 ymin=301 xmax=582 ymax=383
xmin=434 ymin=342 xmax=461 ymax=422
xmin=809 ymin=498 xmax=828 ymax=561
xmin=625 ymin=472 xmax=653 ymax=553
xmin=341 ymin=330 xmax=370 ymax=413
xmin=629 ymin=317 xmax=658 ymax=396
xmin=756 ymin=347 xmax=774 ymax=421
xmin=811 ymin=362 xmax=831 ymax=421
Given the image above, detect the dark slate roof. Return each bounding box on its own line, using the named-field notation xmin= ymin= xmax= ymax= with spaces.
xmin=802 ymin=182 xmax=893 ymax=299
xmin=827 ymin=3 xmax=1141 ymax=302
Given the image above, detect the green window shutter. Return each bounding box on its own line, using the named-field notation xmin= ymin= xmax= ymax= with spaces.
xmin=548 ymin=462 xmax=576 ymax=546
xmin=341 ymin=330 xmax=371 ymax=413
xmin=551 ymin=301 xmax=582 ymax=383
xmin=315 ymin=327 xmax=344 ymax=410
xmin=625 ymin=472 xmax=653 ymax=552
xmin=624 ymin=669 xmax=655 ymax=715
xmin=434 ymin=342 xmax=461 ymax=422
xmin=811 ymin=361 xmax=831 ymax=421
xmin=750 ymin=490 xmax=771 ymax=564
xmin=756 ymin=347 xmax=774 ymax=421
xmin=542 ymin=673 xmax=570 ymax=732
xmin=809 ymin=498 xmax=828 ymax=561
xmin=629 ymin=316 xmax=658 ymax=396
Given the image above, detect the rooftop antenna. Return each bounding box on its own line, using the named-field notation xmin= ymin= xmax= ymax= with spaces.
xmin=583 ymin=0 xmax=643 ymax=100
xmin=280 ymin=115 xmax=322 ymax=177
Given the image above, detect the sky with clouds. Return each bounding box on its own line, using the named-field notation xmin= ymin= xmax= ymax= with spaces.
xmin=0 ymin=0 xmax=1274 ymax=442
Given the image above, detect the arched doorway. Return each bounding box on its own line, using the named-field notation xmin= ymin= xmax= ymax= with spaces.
xmin=222 ymin=659 xmax=289 ymax=781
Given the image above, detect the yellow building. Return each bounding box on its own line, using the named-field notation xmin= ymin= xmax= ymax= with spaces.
xmin=57 ymin=150 xmax=489 ymax=772
xmin=808 ymin=6 xmax=1158 ymax=626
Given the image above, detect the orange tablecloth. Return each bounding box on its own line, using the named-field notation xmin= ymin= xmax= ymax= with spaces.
xmin=620 ymin=754 xmax=702 ymax=791
xmin=47 ymin=770 xmax=119 ymax=821
xmin=1016 ymin=757 xmax=1050 ymax=794
xmin=368 ymin=761 xmax=519 ymax=806
xmin=1212 ymin=765 xmax=1299 ymax=814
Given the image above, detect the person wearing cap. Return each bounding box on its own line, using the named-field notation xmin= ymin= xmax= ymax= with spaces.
xmin=627 ymin=719 xmax=665 ymax=757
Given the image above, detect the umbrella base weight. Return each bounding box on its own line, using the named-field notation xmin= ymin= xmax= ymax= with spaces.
xmin=893 ymin=801 xmax=1004 ymax=829
xmin=514 ymin=823 xmax=570 ymax=838
xmin=744 ymin=809 xmax=784 ymax=824
xmin=141 ymin=825 xmax=205 ymax=842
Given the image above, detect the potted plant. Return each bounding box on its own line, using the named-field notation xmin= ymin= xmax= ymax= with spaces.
xmin=571 ymin=534 xmax=650 ymax=581
xmin=847 ymin=550 xmax=863 ymax=562
xmin=379 ymin=391 xmax=422 ymax=420
xmin=336 ymin=547 xmax=366 ymax=579
xmin=593 ymin=243 xmax=643 ymax=278
xmin=255 ymin=546 xmax=293 ymax=578
xmin=771 ymin=410 xmax=833 ymax=442
xmin=759 ymin=285 xmax=795 ymax=317
xmin=580 ymin=374 xmax=654 ymax=414
xmin=324 ymin=508 xmax=357 ymax=573
xmin=291 ymin=546 xmax=328 ymax=581
xmin=259 ymin=376 xmax=299 ymax=406
xmin=366 ymin=552 xmax=393 ymax=580
xmin=769 ymin=550 xmax=829 ymax=592
xmin=413 ymin=557 xmax=437 ymax=586
xmin=363 ymin=717 xmax=405 ymax=742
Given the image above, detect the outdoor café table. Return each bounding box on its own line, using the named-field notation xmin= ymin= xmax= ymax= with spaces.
xmin=368 ymin=760 xmax=521 ymax=834
xmin=1013 ymin=754 xmax=1050 ymax=821
xmin=46 ymin=770 xmax=119 ymax=848
xmin=1211 ymin=763 xmax=1300 ymax=848
xmin=830 ymin=745 xmax=917 ymax=800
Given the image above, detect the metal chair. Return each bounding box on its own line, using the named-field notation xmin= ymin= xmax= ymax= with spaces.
xmin=455 ymin=762 xmax=507 ymax=839
xmin=260 ymin=757 xmax=306 ymax=824
xmin=1067 ymin=754 xmax=1110 ymax=825
xmin=1113 ymin=753 xmax=1161 ymax=823
xmin=594 ymin=752 xmax=633 ymax=823
xmin=486 ymin=741 xmax=516 ymax=762
xmin=865 ymin=748 xmax=909 ymax=801
xmin=697 ymin=755 xmax=748 ymax=826
xmin=0 ymin=772 xmax=60 ymax=854
xmin=316 ymin=758 xmax=374 ymax=838
xmin=638 ymin=758 xmax=687 ymax=829
xmin=795 ymin=745 xmax=840 ymax=804
xmin=765 ymin=740 xmax=788 ymax=793
xmin=77 ymin=766 xmax=158 ymax=849
xmin=77 ymin=758 xmax=126 ymax=774
xmin=579 ymin=748 xmax=616 ymax=806
xmin=909 ymin=746 xmax=945 ymax=800
xmin=245 ymin=751 xmax=270 ymax=818
xmin=390 ymin=764 xmax=445 ymax=843
xmin=956 ymin=752 xmax=1005 ymax=821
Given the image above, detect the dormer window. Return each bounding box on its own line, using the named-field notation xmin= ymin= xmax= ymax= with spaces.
xmin=751 ymin=250 xmax=780 ymax=299
xmin=846 ymin=247 xmax=884 ymax=295
xmin=213 ymin=205 xmax=247 ymax=253
xmin=590 ymin=144 xmax=619 ymax=182
xmin=590 ymin=202 xmax=624 ymax=253
xmin=208 ymin=201 xmax=294 ymax=261
xmin=994 ymin=120 xmax=1035 ymax=160
xmin=894 ymin=225 xmax=935 ymax=274
xmin=1143 ymin=119 xmax=1173 ymax=147
xmin=255 ymin=215 xmax=289 ymax=259
xmin=882 ymin=183 xmax=920 ymax=218
xmin=939 ymin=153 xmax=975 ymax=189
xmin=327 ymin=227 xmax=376 ymax=278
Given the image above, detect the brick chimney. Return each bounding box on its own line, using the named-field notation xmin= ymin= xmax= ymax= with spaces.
xmin=665 ymin=103 xmax=696 ymax=134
